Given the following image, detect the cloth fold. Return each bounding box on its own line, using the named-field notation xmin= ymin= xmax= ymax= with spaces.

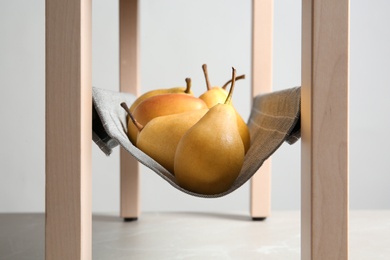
xmin=92 ymin=86 xmax=301 ymax=198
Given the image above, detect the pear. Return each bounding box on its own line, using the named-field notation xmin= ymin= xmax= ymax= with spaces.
xmin=129 ymin=78 xmax=193 ymax=113
xmin=127 ymin=93 xmax=207 ymax=144
xmin=235 ymin=114 xmax=251 ymax=154
xmin=198 ymin=64 xmax=250 ymax=153
xmin=198 ymin=64 xmax=245 ymax=108
xmin=174 ymin=67 xmax=245 ymax=195
xmin=137 ymin=109 xmax=209 ymax=173
xmin=121 ymin=103 xmax=208 ymax=174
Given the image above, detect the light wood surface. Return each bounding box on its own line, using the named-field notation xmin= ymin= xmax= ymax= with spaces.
xmin=250 ymin=0 xmax=273 ymax=219
xmin=301 ymin=0 xmax=349 ymax=259
xmin=119 ymin=0 xmax=141 ymax=219
xmin=45 ymin=0 xmax=92 ymax=259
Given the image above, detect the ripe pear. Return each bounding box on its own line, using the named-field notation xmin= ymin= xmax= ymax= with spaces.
xmin=198 ymin=64 xmax=250 ymax=153
xmin=235 ymin=115 xmax=251 ymax=153
xmin=127 ymin=93 xmax=207 ymax=144
xmin=136 ymin=108 xmax=209 ymax=173
xmin=198 ymin=64 xmax=245 ymax=108
xmin=174 ymin=67 xmax=245 ymax=195
xmin=129 ymin=78 xmax=193 ymax=113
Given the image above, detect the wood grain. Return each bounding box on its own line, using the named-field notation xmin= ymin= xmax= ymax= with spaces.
xmin=301 ymin=0 xmax=349 ymax=259
xmin=250 ymin=0 xmax=273 ymax=219
xmin=119 ymin=0 xmax=141 ymax=219
xmin=45 ymin=0 xmax=92 ymax=259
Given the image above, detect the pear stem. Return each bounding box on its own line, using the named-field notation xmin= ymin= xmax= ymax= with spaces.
xmin=120 ymin=102 xmax=144 ymax=132
xmin=221 ymin=74 xmax=246 ymax=90
xmin=202 ymin=64 xmax=212 ymax=90
xmin=184 ymin=78 xmax=192 ymax=94
xmin=225 ymin=67 xmax=237 ymax=105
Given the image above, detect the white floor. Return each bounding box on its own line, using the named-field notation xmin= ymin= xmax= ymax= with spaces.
xmin=0 ymin=211 xmax=389 ymax=259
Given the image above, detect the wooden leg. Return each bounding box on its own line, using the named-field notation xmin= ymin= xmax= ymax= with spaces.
xmin=119 ymin=0 xmax=141 ymax=220
xmin=250 ymin=0 xmax=273 ymax=220
xmin=46 ymin=0 xmax=92 ymax=259
xmin=301 ymin=0 xmax=349 ymax=259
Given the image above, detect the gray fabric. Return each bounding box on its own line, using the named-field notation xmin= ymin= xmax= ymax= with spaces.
xmin=92 ymin=86 xmax=301 ymax=198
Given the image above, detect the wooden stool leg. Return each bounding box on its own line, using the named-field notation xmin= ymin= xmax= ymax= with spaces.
xmin=46 ymin=0 xmax=92 ymax=259
xmin=119 ymin=0 xmax=141 ymax=220
xmin=250 ymin=0 xmax=273 ymax=220
xmin=301 ymin=0 xmax=349 ymax=259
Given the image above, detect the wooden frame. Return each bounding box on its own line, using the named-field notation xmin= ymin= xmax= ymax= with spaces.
xmin=301 ymin=0 xmax=349 ymax=258
xmin=119 ymin=0 xmax=141 ymax=221
xmin=45 ymin=0 xmax=349 ymax=259
xmin=250 ymin=0 xmax=273 ymax=220
xmin=45 ymin=0 xmax=92 ymax=258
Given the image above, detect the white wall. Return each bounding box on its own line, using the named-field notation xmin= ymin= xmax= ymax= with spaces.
xmin=0 ymin=0 xmax=389 ymax=213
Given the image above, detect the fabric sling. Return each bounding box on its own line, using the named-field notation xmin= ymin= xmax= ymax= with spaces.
xmin=92 ymin=86 xmax=301 ymax=198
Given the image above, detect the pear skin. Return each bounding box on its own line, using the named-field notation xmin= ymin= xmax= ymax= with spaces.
xmin=199 ymin=87 xmax=228 ymax=108
xmin=174 ymin=67 xmax=245 ymax=195
xmin=127 ymin=93 xmax=207 ymax=144
xmin=198 ymin=64 xmax=245 ymax=108
xmin=236 ymin=114 xmax=251 ymax=153
xmin=199 ymin=88 xmax=250 ymax=153
xmin=199 ymin=64 xmax=250 ymax=153
xmin=136 ymin=108 xmax=209 ymax=173
xmin=129 ymin=78 xmax=193 ymax=113
xmin=174 ymin=103 xmax=244 ymax=195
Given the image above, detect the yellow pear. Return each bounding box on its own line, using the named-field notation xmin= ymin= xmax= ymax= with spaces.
xmin=235 ymin=115 xmax=251 ymax=153
xmin=198 ymin=64 xmax=245 ymax=108
xmin=174 ymin=67 xmax=245 ymax=195
xmin=198 ymin=64 xmax=250 ymax=153
xmin=127 ymin=93 xmax=207 ymax=144
xmin=136 ymin=108 xmax=209 ymax=173
xmin=129 ymin=78 xmax=193 ymax=113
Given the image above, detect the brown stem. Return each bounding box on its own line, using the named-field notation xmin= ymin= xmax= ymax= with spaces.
xmin=120 ymin=102 xmax=143 ymax=132
xmin=202 ymin=64 xmax=211 ymax=90
xmin=185 ymin=78 xmax=192 ymax=93
xmin=221 ymin=74 xmax=245 ymax=90
xmin=225 ymin=67 xmax=236 ymax=105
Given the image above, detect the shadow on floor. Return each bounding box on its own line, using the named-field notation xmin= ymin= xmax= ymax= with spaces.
xmin=92 ymin=211 xmax=265 ymax=222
